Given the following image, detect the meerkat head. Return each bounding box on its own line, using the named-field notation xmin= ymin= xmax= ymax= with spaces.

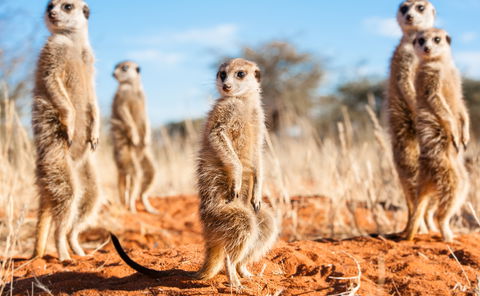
xmin=45 ymin=0 xmax=90 ymax=33
xmin=216 ymin=58 xmax=261 ymax=97
xmin=113 ymin=61 xmax=141 ymax=84
xmin=413 ymin=28 xmax=452 ymax=61
xmin=397 ymin=0 xmax=435 ymax=32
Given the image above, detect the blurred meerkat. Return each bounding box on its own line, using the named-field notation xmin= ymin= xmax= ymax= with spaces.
xmin=387 ymin=0 xmax=436 ymax=233
xmin=111 ymin=61 xmax=157 ymax=214
xmin=32 ymin=0 xmax=101 ymax=261
xmin=405 ymin=28 xmax=470 ymax=242
xmin=111 ymin=58 xmax=279 ymax=288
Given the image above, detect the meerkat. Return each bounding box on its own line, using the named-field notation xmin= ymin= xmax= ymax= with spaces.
xmin=111 ymin=61 xmax=157 ymax=214
xmin=387 ymin=0 xmax=436 ymax=234
xmin=404 ymin=28 xmax=470 ymax=242
xmin=111 ymin=58 xmax=279 ymax=288
xmin=31 ymin=0 xmax=101 ymax=261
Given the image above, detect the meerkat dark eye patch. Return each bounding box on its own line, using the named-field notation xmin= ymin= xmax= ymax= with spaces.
xmin=121 ymin=65 xmax=129 ymax=72
xmin=434 ymin=37 xmax=441 ymax=44
xmin=62 ymin=3 xmax=74 ymax=12
xmin=400 ymin=5 xmax=409 ymax=15
xmin=446 ymin=35 xmax=452 ymax=45
xmin=47 ymin=3 xmax=54 ymax=12
xmin=136 ymin=67 xmax=141 ymax=73
xmin=418 ymin=38 xmax=425 ymax=46
xmin=83 ymin=5 xmax=90 ymax=19
xmin=219 ymin=71 xmax=227 ymax=82
xmin=255 ymin=70 xmax=261 ymax=82
xmin=236 ymin=71 xmax=246 ymax=79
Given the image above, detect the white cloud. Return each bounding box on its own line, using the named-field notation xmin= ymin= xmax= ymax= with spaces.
xmin=137 ymin=24 xmax=239 ymax=49
xmin=172 ymin=24 xmax=239 ymax=48
xmin=363 ymin=17 xmax=402 ymax=39
xmin=127 ymin=50 xmax=184 ymax=66
xmin=455 ymin=51 xmax=480 ymax=78
xmin=459 ymin=32 xmax=477 ymax=44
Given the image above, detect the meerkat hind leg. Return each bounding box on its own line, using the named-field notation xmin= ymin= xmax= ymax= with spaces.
xmin=405 ymin=184 xmax=435 ymax=241
xmin=139 ymin=152 xmax=158 ymax=214
xmin=68 ymin=158 xmax=100 ymax=256
xmin=236 ymin=207 xmax=279 ymax=278
xmin=195 ymin=243 xmax=225 ymax=280
xmin=33 ymin=203 xmax=53 ymax=258
xmin=436 ymin=168 xmax=469 ymax=242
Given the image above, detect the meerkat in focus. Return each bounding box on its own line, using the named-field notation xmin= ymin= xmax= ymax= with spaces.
xmin=405 ymin=28 xmax=470 ymax=242
xmin=32 ymin=0 xmax=101 ymax=261
xmin=387 ymin=0 xmax=436 ymax=233
xmin=111 ymin=61 xmax=157 ymax=214
xmin=111 ymin=58 xmax=279 ymax=288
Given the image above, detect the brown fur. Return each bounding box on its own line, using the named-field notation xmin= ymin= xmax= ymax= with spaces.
xmin=32 ymin=0 xmax=100 ymax=261
xmin=387 ymin=0 xmax=436 ymax=234
xmin=405 ymin=28 xmax=470 ymax=242
xmin=111 ymin=61 xmax=157 ymax=214
xmin=111 ymin=59 xmax=279 ymax=289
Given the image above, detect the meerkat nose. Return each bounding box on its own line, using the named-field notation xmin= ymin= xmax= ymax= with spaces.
xmin=222 ymin=84 xmax=232 ymax=92
xmin=424 ymin=47 xmax=431 ymax=53
xmin=48 ymin=11 xmax=57 ymax=18
xmin=406 ymin=14 xmax=413 ymax=22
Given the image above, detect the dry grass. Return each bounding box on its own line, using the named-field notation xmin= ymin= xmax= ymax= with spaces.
xmin=1 ymin=90 xmax=480 ymax=291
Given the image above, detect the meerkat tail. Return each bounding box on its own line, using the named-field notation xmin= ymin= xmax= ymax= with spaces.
xmin=110 ymin=233 xmax=193 ymax=278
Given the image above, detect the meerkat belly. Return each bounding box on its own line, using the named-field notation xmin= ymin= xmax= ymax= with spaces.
xmin=65 ymin=59 xmax=91 ymax=159
xmin=416 ymin=107 xmax=449 ymax=159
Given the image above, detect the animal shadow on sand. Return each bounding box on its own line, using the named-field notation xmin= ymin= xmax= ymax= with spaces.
xmin=7 ymin=269 xmax=211 ymax=295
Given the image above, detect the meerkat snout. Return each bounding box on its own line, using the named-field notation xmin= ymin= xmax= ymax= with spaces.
xmin=397 ymin=0 xmax=435 ymax=31
xmin=45 ymin=0 xmax=90 ymax=33
xmin=216 ymin=58 xmax=261 ymax=97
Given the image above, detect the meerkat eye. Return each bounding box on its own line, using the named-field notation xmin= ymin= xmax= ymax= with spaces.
xmin=219 ymin=71 xmax=227 ymax=81
xmin=121 ymin=65 xmax=129 ymax=72
xmin=47 ymin=3 xmax=54 ymax=11
xmin=418 ymin=38 xmax=426 ymax=46
xmin=400 ymin=5 xmax=409 ymax=15
xmin=236 ymin=71 xmax=246 ymax=79
xmin=434 ymin=37 xmax=441 ymax=44
xmin=417 ymin=5 xmax=425 ymax=12
xmin=62 ymin=3 xmax=74 ymax=12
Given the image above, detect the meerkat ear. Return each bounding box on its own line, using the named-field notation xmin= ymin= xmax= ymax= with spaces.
xmin=446 ymin=35 xmax=452 ymax=45
xmin=83 ymin=4 xmax=90 ymax=19
xmin=254 ymin=69 xmax=261 ymax=83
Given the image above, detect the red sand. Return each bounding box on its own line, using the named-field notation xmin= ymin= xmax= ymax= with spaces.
xmin=5 ymin=195 xmax=480 ymax=295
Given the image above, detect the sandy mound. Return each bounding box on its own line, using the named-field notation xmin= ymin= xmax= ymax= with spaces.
xmin=5 ymin=195 xmax=480 ymax=295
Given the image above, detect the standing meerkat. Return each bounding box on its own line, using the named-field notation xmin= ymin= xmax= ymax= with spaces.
xmin=32 ymin=0 xmax=101 ymax=261
xmin=111 ymin=58 xmax=279 ymax=288
xmin=111 ymin=61 xmax=157 ymax=214
xmin=387 ymin=0 xmax=436 ymax=234
xmin=405 ymin=28 xmax=470 ymax=242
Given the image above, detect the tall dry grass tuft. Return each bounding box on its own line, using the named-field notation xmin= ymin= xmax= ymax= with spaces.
xmin=0 ymin=87 xmax=36 ymax=292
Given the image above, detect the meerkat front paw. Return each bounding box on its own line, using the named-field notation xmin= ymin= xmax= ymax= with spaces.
xmin=226 ymin=175 xmax=242 ymax=204
xmin=251 ymin=197 xmax=261 ymax=213
xmin=452 ymin=133 xmax=461 ymax=153
xmin=130 ymin=130 xmax=140 ymax=146
xmin=89 ymin=126 xmax=99 ymax=151
xmin=462 ymin=128 xmax=470 ymax=151
xmin=60 ymin=113 xmax=75 ymax=146
xmin=89 ymin=137 xmax=99 ymax=151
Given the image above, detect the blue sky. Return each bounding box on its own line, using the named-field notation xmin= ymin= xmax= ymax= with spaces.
xmin=8 ymin=0 xmax=480 ymax=125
